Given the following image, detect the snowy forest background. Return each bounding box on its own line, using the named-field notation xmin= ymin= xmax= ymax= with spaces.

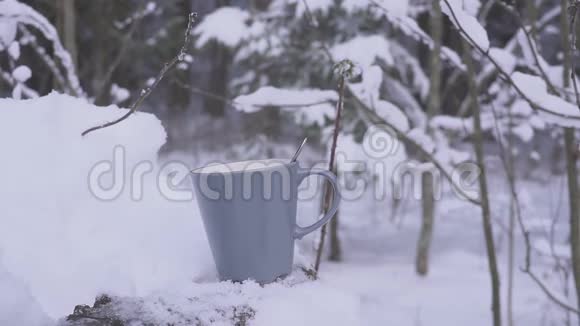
xmin=3 ymin=0 xmax=580 ymax=325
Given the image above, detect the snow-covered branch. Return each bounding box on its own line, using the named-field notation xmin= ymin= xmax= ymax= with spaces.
xmin=0 ymin=0 xmax=83 ymax=97
xmin=441 ymin=0 xmax=580 ymax=128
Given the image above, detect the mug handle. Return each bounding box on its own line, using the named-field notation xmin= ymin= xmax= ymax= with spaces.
xmin=294 ymin=167 xmax=341 ymax=239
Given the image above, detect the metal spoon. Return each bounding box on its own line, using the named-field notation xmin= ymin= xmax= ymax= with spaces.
xmin=290 ymin=137 xmax=308 ymax=163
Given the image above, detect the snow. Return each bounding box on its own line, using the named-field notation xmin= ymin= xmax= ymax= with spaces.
xmin=294 ymin=0 xmax=333 ymax=15
xmin=355 ymin=65 xmax=383 ymax=99
xmin=461 ymin=0 xmax=481 ymax=16
xmin=441 ymin=46 xmax=465 ymax=69
xmin=513 ymin=123 xmax=534 ymax=142
xmin=369 ymin=0 xmax=409 ymax=16
xmin=7 ymin=41 xmax=20 ymax=60
xmin=234 ymin=86 xmax=337 ymax=114
xmin=0 ymin=11 xmax=17 ymax=51
xmin=348 ymin=64 xmax=409 ymax=132
xmin=511 ymin=72 xmax=580 ymax=127
xmin=0 ymin=93 xmax=213 ymax=321
xmin=375 ymin=100 xmax=410 ymax=132
xmin=0 ymin=263 xmax=51 ymax=326
xmin=529 ymin=114 xmax=547 ymax=130
xmin=110 ymin=83 xmax=130 ymax=104
xmin=0 ymin=95 xmax=570 ymax=325
xmin=533 ymin=239 xmax=570 ymax=260
xmin=291 ymin=102 xmax=336 ymax=127
xmin=294 ymin=0 xmax=409 ymax=17
xmin=408 ymin=128 xmax=436 ymax=154
xmin=12 ymin=65 xmax=31 ymax=82
xmin=233 ymin=86 xmax=337 ymax=126
xmin=331 ymin=35 xmax=394 ymax=68
xmin=431 ymin=115 xmax=467 ymax=132
xmin=489 ymin=48 xmax=516 ymax=74
xmin=441 ymin=0 xmax=490 ymax=51
xmin=194 ymin=7 xmax=251 ymax=49
xmin=511 ymin=99 xmax=533 ymax=117
xmin=383 ymin=76 xmax=427 ymax=127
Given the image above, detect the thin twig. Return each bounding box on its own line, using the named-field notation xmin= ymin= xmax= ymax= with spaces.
xmin=81 ymin=13 xmax=197 ymax=137
xmin=527 ymin=271 xmax=580 ymax=313
xmin=489 ymin=97 xmax=580 ymax=314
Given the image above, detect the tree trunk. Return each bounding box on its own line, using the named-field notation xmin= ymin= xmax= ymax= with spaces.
xmin=416 ymin=172 xmax=435 ymax=275
xmin=416 ymin=0 xmax=442 ymax=276
xmin=561 ymin=0 xmax=580 ymax=318
xmin=205 ymin=44 xmax=231 ymax=117
xmin=463 ymin=40 xmax=502 ymax=326
xmin=528 ymin=0 xmax=539 ymax=41
xmin=506 ymin=109 xmax=515 ymax=326
xmin=564 ymin=128 xmax=580 ymax=317
xmin=55 ymin=0 xmax=77 ymax=95
xmin=56 ymin=0 xmax=78 ymax=71
xmin=91 ymin=1 xmax=109 ymax=104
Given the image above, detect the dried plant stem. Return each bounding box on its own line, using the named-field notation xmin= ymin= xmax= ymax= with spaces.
xmin=313 ymin=76 xmax=345 ymax=277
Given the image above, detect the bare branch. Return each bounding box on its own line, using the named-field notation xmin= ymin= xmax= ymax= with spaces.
xmin=488 ymin=97 xmax=580 ymax=314
xmin=81 ymin=13 xmax=197 ymax=137
xmin=527 ymin=270 xmax=580 ymax=313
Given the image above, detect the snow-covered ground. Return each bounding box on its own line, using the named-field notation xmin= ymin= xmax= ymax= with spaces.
xmin=0 ymin=94 xmax=570 ymax=325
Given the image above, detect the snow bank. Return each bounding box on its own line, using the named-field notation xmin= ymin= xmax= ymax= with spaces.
xmin=58 ymin=272 xmax=361 ymax=326
xmin=0 ymin=93 xmax=213 ymax=321
xmin=0 ymin=93 xmax=360 ymax=326
xmin=0 ymin=264 xmax=51 ymax=326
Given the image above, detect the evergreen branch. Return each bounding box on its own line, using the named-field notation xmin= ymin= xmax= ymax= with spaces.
xmin=442 ymin=0 xmax=580 ymax=122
